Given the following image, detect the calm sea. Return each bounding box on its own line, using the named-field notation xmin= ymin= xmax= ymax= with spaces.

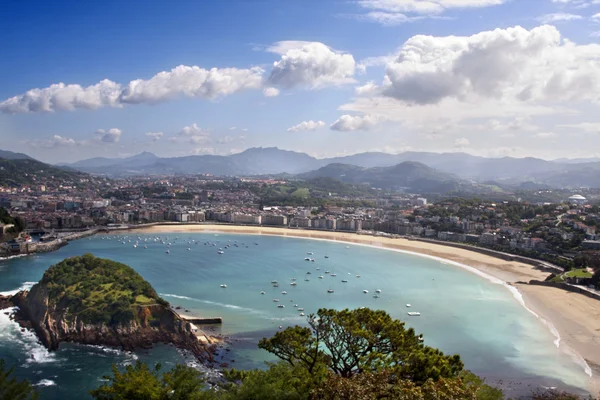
xmin=0 ymin=232 xmax=592 ymax=399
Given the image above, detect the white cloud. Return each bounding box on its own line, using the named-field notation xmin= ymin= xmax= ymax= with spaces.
xmin=558 ymin=122 xmax=600 ymax=132
xmin=263 ymin=87 xmax=280 ymax=97
xmin=145 ymin=132 xmax=163 ymax=141
xmin=119 ymin=65 xmax=264 ymax=104
xmin=170 ymin=123 xmax=211 ymax=145
xmin=592 ymin=12 xmax=600 ymax=19
xmin=359 ymin=12 xmax=425 ymax=25
xmin=453 ymin=137 xmax=470 ymax=148
xmin=369 ymin=25 xmax=600 ymax=106
xmin=591 ymin=31 xmax=600 ymax=37
xmin=267 ymin=41 xmax=356 ymax=89
xmin=94 ymin=128 xmax=122 ymax=143
xmin=0 ymin=66 xmax=263 ymax=114
xmin=27 ymin=135 xmax=81 ymax=148
xmin=357 ymin=0 xmax=506 ymax=15
xmin=190 ymin=147 xmax=216 ymax=155
xmin=287 ymin=120 xmax=326 ymax=132
xmin=536 ymin=13 xmax=582 ymax=23
xmin=487 ymin=117 xmax=539 ymax=132
xmin=216 ymin=136 xmax=234 ymax=144
xmin=330 ymin=115 xmax=378 ymax=131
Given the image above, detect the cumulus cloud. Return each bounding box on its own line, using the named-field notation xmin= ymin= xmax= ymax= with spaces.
xmin=534 ymin=132 xmax=557 ymax=138
xmin=27 ymin=135 xmax=81 ymax=148
xmin=367 ymin=25 xmax=600 ymax=106
xmin=453 ymin=137 xmax=470 ymax=148
xmin=263 ymin=87 xmax=280 ymax=97
xmin=558 ymin=122 xmax=600 ymax=133
xmin=94 ymin=128 xmax=122 ymax=143
xmin=287 ymin=120 xmax=326 ymax=132
xmin=330 ymin=115 xmax=378 ymax=131
xmin=536 ymin=13 xmax=582 ymax=23
xmin=267 ymin=41 xmax=356 ymax=89
xmin=0 ymin=66 xmax=263 ymax=114
xmin=169 ymin=123 xmax=211 ymax=145
xmin=145 ymin=132 xmax=163 ymax=141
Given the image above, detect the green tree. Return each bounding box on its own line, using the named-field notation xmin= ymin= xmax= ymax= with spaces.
xmin=259 ymin=308 xmax=463 ymax=382
xmin=0 ymin=359 xmax=38 ymax=400
xmin=90 ymin=362 xmax=212 ymax=400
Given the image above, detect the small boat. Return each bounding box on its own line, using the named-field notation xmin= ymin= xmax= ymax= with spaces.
xmin=306 ymin=272 xmax=312 ymax=275
xmin=291 ymin=278 xmax=297 ymax=281
xmin=217 ymin=251 xmax=224 ymax=254
xmin=373 ymin=295 xmax=380 ymax=298
xmin=375 ymin=289 xmax=382 ymax=293
xmin=165 ymin=250 xmax=170 ymax=254
xmin=187 ymin=248 xmax=191 ymax=251
xmin=327 ymin=289 xmax=334 ymax=293
xmin=271 ymin=280 xmax=278 ymax=284
xmin=356 ymin=275 xmax=361 ymax=278
xmin=407 ymin=312 xmax=421 ymax=316
xmin=304 ymin=257 xmax=311 ymax=261
xmin=133 ymin=244 xmax=137 ymax=248
xmin=341 ymin=279 xmax=348 ymax=283
xmin=273 ymin=299 xmax=280 ymax=302
xmin=290 ymin=282 xmax=297 ymax=286
xmin=304 ymin=278 xmax=310 ymax=281
xmin=345 ymin=246 xmax=350 ymax=249
xmin=330 ymin=274 xmax=337 ymax=277
xmin=363 ymin=290 xmax=369 ymax=294
xmin=260 ymin=291 xmax=265 ymax=295
xmin=220 ymin=284 xmax=227 ymax=288
xmin=282 ymin=291 xmax=287 ymax=295
xmin=297 ymin=308 xmax=304 ymax=311
xmin=294 ymin=304 xmax=298 ymax=307
xmin=406 ymin=304 xmax=411 ymax=308
xmin=144 ymin=245 xmax=148 ymax=249
xmin=325 ymin=271 xmax=330 ymax=274
xmin=311 ymin=259 xmax=315 ymax=262
xmin=418 ymin=335 xmax=424 ymax=342
xmin=319 ymin=276 xmax=324 ymax=279
xmin=299 ymin=312 xmax=305 ymax=316
xmin=273 ymin=283 xmax=279 ymax=287
xmin=324 ymin=256 xmax=329 ymax=259
xmin=307 ymin=252 xmax=313 ymax=255
xmin=316 ymin=268 xmax=320 ymax=270
xmin=277 ymin=305 xmax=285 ymax=308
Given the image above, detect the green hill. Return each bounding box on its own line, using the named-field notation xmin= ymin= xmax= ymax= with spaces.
xmin=0 ymin=157 xmax=88 ymax=187
xmin=41 ymin=254 xmax=167 ymax=326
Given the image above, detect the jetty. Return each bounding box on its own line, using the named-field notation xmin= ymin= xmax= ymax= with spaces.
xmin=180 ymin=315 xmax=223 ymax=325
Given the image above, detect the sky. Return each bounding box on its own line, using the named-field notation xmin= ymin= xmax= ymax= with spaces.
xmin=2 ymin=0 xmax=600 ymax=163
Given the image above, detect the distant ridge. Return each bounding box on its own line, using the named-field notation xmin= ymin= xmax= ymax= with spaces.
xmin=0 ymin=149 xmax=34 ymax=161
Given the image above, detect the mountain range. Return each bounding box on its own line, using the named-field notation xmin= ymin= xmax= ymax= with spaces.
xmin=57 ymin=147 xmax=600 ymax=189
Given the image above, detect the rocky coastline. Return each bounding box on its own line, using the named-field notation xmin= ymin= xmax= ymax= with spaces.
xmin=0 ymin=283 xmax=218 ymax=365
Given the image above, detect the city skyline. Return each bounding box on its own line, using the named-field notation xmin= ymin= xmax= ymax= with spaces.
xmin=2 ymin=0 xmax=600 ymax=163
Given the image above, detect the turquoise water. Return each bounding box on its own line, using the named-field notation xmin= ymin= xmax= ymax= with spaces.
xmin=0 ymin=232 xmax=593 ymax=398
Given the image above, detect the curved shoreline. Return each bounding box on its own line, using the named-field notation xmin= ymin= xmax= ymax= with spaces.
xmin=122 ymin=224 xmax=600 ymax=392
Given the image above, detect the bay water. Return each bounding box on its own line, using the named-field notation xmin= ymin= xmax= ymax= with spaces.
xmin=0 ymin=232 xmax=592 ymax=398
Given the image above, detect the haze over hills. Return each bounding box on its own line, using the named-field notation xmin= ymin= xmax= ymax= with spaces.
xmin=56 ymin=147 xmax=600 ymax=189
xmin=0 ymin=156 xmax=88 ymax=187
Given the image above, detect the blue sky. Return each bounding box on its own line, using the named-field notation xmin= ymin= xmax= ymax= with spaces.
xmin=2 ymin=0 xmax=600 ymax=163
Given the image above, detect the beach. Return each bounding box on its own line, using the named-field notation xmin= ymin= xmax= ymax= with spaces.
xmin=129 ymin=224 xmax=600 ymax=392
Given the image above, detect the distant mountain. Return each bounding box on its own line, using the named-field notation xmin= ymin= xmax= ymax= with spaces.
xmin=298 ymin=162 xmax=472 ymax=193
xmin=0 ymin=157 xmax=88 ymax=187
xmin=62 ymin=147 xmax=600 ymax=188
xmin=0 ymin=149 xmax=34 ymax=161
xmin=553 ymin=157 xmax=600 ymax=164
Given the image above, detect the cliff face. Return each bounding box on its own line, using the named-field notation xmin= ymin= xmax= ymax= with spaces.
xmin=8 ymin=284 xmax=214 ymax=364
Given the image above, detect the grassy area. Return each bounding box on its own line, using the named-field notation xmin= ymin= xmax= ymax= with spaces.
xmin=291 ymin=187 xmax=310 ymax=197
xmin=564 ymin=268 xmax=593 ymax=279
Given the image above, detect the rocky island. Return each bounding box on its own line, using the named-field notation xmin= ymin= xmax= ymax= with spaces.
xmin=0 ymin=254 xmax=215 ymax=363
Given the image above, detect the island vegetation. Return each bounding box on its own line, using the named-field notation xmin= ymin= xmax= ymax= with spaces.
xmin=40 ymin=253 xmax=168 ymax=326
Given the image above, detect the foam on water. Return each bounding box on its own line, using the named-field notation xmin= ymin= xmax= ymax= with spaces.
xmin=0 ymin=281 xmax=36 ymax=296
xmin=35 ymin=379 xmax=56 ymax=387
xmin=161 ymin=293 xmax=269 ymax=317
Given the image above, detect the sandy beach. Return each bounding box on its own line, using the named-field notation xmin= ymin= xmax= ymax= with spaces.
xmin=127 ymin=224 xmax=600 ymax=391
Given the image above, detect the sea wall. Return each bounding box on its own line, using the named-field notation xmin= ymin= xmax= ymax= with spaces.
xmin=528 ymin=280 xmax=600 ymax=301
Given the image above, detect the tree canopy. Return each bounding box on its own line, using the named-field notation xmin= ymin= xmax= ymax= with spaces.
xmin=0 ymin=359 xmax=38 ymax=400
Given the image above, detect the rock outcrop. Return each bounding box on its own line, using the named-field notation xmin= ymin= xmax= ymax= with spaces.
xmin=2 ymin=284 xmax=215 ymax=364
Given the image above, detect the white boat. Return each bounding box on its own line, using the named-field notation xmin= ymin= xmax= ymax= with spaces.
xmin=133 ymin=244 xmax=137 ymax=248
xmin=375 ymin=289 xmax=382 ymax=293
xmin=273 ymin=299 xmax=280 ymax=302
xmin=165 ymin=250 xmax=170 ymax=254
xmin=407 ymin=312 xmax=421 ymax=316
xmin=299 ymin=312 xmax=305 ymax=316
xmin=220 ymin=284 xmax=227 ymax=288
xmin=363 ymin=290 xmax=369 ymax=294
xmin=311 ymin=259 xmax=315 ymax=262
xmin=356 ymin=275 xmax=361 ymax=278
xmin=306 ymin=272 xmax=312 ymax=275
xmin=297 ymin=308 xmax=304 ymax=311
xmin=281 ymin=291 xmax=287 ymax=295
xmin=304 ymin=257 xmax=311 ymax=261
xmin=406 ymin=304 xmax=411 ymax=308
xmin=144 ymin=245 xmax=147 ymax=249
xmin=273 ymin=283 xmax=279 ymax=287
xmin=327 ymin=289 xmax=334 ymax=293
xmin=217 ymin=251 xmax=224 ymax=254
xmin=307 ymin=252 xmax=313 ymax=255
xmin=260 ymin=291 xmax=265 ymax=295
xmin=294 ymin=304 xmax=298 ymax=307
xmin=187 ymin=248 xmax=191 ymax=251
xmin=304 ymin=278 xmax=310 ymax=281
xmin=290 ymin=282 xmax=297 ymax=286
xmin=277 ymin=304 xmax=285 ymax=308
xmin=325 ymin=271 xmax=330 ymax=274
xmin=373 ymin=295 xmax=380 ymax=298
xmin=319 ymin=276 xmax=324 ymax=279
xmin=271 ymin=280 xmax=278 ymax=284
xmin=330 ymin=274 xmax=337 ymax=277
xmin=316 ymin=268 xmax=320 ymax=270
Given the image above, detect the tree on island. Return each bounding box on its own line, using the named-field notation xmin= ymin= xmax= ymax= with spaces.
xmin=0 ymin=359 xmax=38 ymax=400
xmin=91 ymin=308 xmax=507 ymax=400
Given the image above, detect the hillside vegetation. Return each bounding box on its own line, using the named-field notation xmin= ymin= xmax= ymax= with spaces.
xmin=0 ymin=157 xmax=87 ymax=187
xmin=41 ymin=254 xmax=167 ymax=326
